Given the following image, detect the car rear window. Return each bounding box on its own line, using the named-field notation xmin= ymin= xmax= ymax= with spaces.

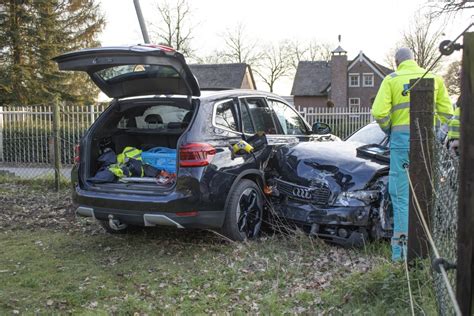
xmin=96 ymin=64 xmax=179 ymax=82
xmin=117 ymin=105 xmax=191 ymax=129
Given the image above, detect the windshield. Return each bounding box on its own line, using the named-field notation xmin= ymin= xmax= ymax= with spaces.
xmin=346 ymin=123 xmax=387 ymax=145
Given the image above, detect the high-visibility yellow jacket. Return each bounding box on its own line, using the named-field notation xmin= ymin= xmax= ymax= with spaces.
xmin=109 ymin=147 xmax=144 ymax=178
xmin=372 ymin=60 xmax=453 ymax=134
xmin=448 ymin=107 xmax=460 ymax=140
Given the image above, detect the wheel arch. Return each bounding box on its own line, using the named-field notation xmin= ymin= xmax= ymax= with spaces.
xmin=223 ymin=169 xmax=265 ymax=214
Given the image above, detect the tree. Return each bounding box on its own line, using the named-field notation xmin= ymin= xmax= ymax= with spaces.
xmin=152 ymin=0 xmax=194 ymax=57
xmin=194 ymin=50 xmax=227 ymax=64
xmin=386 ymin=13 xmax=444 ymax=71
xmin=430 ymin=0 xmax=474 ymax=17
xmin=383 ymin=46 xmax=399 ymax=71
xmin=254 ymin=41 xmax=292 ymax=92
xmin=288 ymin=39 xmax=332 ymax=70
xmin=0 ymin=0 xmax=105 ymax=105
xmin=444 ymin=60 xmax=461 ymax=96
xmin=220 ymin=23 xmax=262 ymax=66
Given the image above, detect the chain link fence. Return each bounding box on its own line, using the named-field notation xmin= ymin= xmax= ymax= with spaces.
xmin=431 ymin=140 xmax=459 ymax=315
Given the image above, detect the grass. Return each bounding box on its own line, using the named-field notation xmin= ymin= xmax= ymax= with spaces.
xmin=0 ymin=178 xmax=438 ymax=314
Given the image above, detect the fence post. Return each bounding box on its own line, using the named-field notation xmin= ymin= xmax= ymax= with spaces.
xmin=0 ymin=106 xmax=3 ymax=162
xmin=89 ymin=104 xmax=95 ymax=124
xmin=52 ymin=98 xmax=61 ymax=191
xmin=407 ymin=78 xmax=434 ymax=261
xmin=456 ymin=31 xmax=474 ymax=316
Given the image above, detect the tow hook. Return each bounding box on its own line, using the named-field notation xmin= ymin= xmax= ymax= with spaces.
xmin=310 ymin=223 xmax=320 ymax=236
xmin=108 ymin=214 xmax=127 ymax=231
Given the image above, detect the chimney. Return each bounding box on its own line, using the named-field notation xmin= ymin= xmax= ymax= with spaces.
xmin=329 ymin=41 xmax=348 ymax=107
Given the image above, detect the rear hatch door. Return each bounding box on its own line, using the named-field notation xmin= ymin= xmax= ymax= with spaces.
xmin=53 ymin=45 xmax=200 ymax=98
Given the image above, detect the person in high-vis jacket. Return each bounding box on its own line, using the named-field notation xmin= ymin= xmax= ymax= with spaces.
xmin=371 ymin=48 xmax=453 ymax=261
xmin=448 ymin=106 xmax=461 ymax=155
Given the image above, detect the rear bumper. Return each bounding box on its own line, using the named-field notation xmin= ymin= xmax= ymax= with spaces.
xmin=73 ymin=186 xmax=225 ymax=229
xmin=76 ymin=206 xmax=224 ymax=229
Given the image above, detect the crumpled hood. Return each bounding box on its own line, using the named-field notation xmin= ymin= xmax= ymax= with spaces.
xmin=274 ymin=141 xmax=388 ymax=192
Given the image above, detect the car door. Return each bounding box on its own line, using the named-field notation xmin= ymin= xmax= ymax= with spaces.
xmin=235 ymin=96 xmax=279 ymax=170
xmin=53 ymin=45 xmax=200 ymax=98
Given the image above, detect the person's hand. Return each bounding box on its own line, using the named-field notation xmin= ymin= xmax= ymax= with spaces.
xmin=449 ymin=139 xmax=460 ymax=156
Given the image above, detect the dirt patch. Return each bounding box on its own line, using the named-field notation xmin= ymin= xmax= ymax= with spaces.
xmin=0 ymin=182 xmax=96 ymax=233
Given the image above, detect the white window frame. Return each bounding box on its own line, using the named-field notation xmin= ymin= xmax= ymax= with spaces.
xmin=363 ymin=73 xmax=374 ymax=87
xmin=349 ymin=73 xmax=360 ymax=87
xmin=349 ymin=98 xmax=361 ymax=108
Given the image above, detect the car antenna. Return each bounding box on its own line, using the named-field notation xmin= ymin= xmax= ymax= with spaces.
xmin=133 ymin=0 xmax=150 ymax=44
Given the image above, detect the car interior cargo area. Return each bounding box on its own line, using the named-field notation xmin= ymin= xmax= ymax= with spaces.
xmin=84 ymin=98 xmax=194 ymax=190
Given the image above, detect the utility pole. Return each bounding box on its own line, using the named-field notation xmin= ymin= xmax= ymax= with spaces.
xmin=456 ymin=31 xmax=474 ymax=316
xmin=407 ymin=78 xmax=434 ymax=261
xmin=133 ymin=0 xmax=150 ymax=44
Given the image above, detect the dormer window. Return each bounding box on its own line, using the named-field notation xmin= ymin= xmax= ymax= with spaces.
xmin=349 ymin=73 xmax=360 ymax=87
xmin=363 ymin=73 xmax=374 ymax=87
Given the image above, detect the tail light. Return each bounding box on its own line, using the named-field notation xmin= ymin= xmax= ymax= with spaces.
xmin=74 ymin=144 xmax=80 ymax=165
xmin=179 ymin=143 xmax=216 ymax=167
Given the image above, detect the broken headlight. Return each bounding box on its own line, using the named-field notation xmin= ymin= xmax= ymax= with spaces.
xmin=335 ymin=190 xmax=380 ymax=206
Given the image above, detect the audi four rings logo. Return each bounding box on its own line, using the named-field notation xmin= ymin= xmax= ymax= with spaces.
xmin=292 ymin=188 xmax=312 ymax=199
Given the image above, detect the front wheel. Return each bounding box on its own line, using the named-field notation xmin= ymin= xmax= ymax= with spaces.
xmin=222 ymin=179 xmax=264 ymax=241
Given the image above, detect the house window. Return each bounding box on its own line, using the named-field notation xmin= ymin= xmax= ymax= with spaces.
xmin=349 ymin=73 xmax=360 ymax=87
xmin=349 ymin=98 xmax=360 ymax=108
xmin=363 ymin=73 xmax=374 ymax=87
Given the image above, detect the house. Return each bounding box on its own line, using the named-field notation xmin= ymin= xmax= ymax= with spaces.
xmin=291 ymin=46 xmax=392 ymax=109
xmin=189 ymin=63 xmax=257 ymax=90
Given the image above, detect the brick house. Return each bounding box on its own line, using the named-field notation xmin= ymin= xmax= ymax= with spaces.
xmin=291 ymin=46 xmax=392 ymax=109
xmin=189 ymin=63 xmax=256 ymax=90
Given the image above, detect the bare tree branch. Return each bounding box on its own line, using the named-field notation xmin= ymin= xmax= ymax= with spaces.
xmin=220 ymin=23 xmax=263 ymax=66
xmin=429 ymin=0 xmax=474 ymax=18
xmin=288 ymin=39 xmax=333 ymax=70
xmin=399 ymin=12 xmax=444 ymax=71
xmin=254 ymin=41 xmax=292 ymax=92
xmin=152 ymin=0 xmax=194 ymax=57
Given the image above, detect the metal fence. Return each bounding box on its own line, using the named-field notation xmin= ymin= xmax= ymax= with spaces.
xmin=0 ymin=104 xmax=372 ymax=180
xmin=431 ymin=140 xmax=459 ymax=315
xmin=0 ymin=104 xmax=107 ymax=179
xmin=297 ymin=106 xmax=373 ymax=139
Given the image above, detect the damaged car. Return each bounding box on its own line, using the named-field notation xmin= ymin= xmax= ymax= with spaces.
xmin=54 ymin=44 xmax=337 ymax=241
xmin=267 ymin=122 xmax=393 ymax=247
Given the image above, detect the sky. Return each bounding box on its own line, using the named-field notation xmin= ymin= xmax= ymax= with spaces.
xmin=97 ymin=0 xmax=470 ymax=96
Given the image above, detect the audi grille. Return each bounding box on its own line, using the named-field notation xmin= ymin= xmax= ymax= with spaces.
xmin=275 ymin=178 xmax=331 ymax=205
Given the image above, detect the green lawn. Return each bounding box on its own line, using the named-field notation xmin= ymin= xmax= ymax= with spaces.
xmin=0 ymin=179 xmax=437 ymax=314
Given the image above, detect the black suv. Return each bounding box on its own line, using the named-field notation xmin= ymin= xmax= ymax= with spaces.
xmin=54 ymin=45 xmax=335 ymax=241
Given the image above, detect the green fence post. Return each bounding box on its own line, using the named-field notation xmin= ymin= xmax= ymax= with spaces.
xmin=52 ymin=97 xmax=61 ymax=191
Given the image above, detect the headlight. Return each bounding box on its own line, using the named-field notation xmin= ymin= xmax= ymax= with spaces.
xmin=335 ymin=190 xmax=380 ymax=206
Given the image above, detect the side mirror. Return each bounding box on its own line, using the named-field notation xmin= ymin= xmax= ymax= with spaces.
xmin=312 ymin=122 xmax=332 ymax=135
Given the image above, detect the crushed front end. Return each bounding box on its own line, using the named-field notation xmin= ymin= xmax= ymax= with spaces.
xmin=266 ymin=142 xmax=392 ymax=247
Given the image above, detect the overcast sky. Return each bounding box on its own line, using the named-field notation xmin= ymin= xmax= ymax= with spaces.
xmin=97 ymin=0 xmax=469 ymax=95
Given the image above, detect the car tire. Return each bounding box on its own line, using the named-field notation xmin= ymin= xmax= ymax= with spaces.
xmin=222 ymin=179 xmax=264 ymax=241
